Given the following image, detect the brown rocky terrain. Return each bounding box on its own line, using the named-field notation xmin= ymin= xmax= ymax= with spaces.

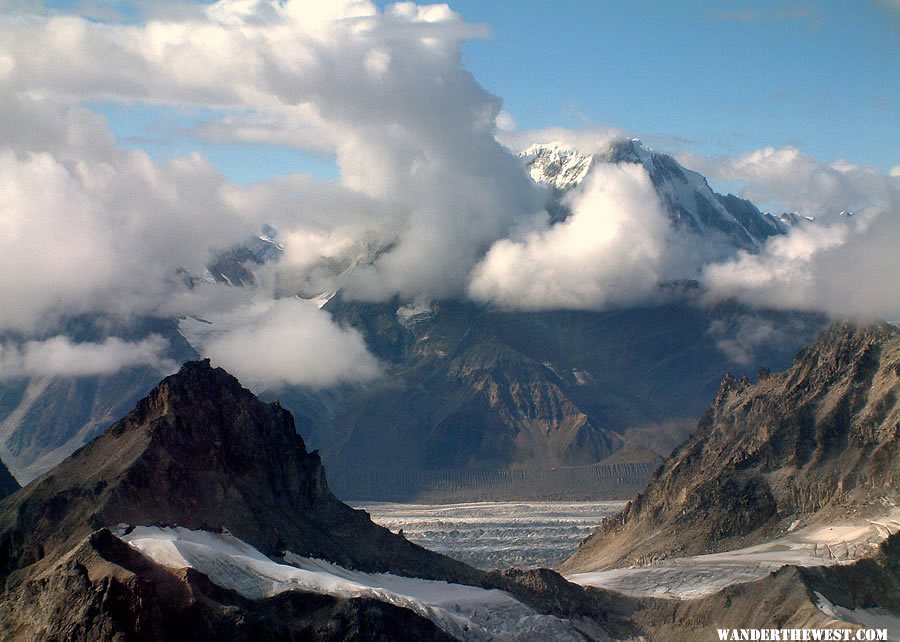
xmin=1 ymin=338 xmax=895 ymax=640
xmin=629 ymin=532 xmax=899 ymax=641
xmin=0 ymin=360 xmax=492 ymax=640
xmin=0 ymin=360 xmax=480 ymax=585
xmin=562 ymin=322 xmax=899 ymax=573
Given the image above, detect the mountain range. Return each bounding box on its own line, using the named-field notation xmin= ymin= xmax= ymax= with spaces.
xmin=0 ymin=139 xmax=828 ymax=501
xmin=0 ymin=332 xmax=896 ymax=640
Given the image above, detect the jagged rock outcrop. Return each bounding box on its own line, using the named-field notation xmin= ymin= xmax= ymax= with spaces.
xmin=0 ymin=360 xmax=479 ymax=585
xmin=562 ymin=322 xmax=900 ymax=572
xmin=0 ymin=360 xmax=488 ymax=640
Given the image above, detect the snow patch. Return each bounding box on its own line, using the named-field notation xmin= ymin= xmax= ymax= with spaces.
xmin=396 ymin=300 xmax=434 ymax=329
xmin=305 ymin=290 xmax=337 ymax=309
xmin=117 ymin=525 xmax=588 ymax=641
xmin=815 ymin=591 xmax=900 ymax=639
xmin=570 ymin=509 xmax=900 ymax=599
xmin=521 ymin=143 xmax=594 ymax=190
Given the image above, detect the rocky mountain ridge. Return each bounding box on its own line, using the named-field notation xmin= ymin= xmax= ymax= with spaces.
xmin=522 ymin=138 xmax=793 ymax=252
xmin=0 ymin=360 xmax=477 ymax=584
xmin=0 ymin=348 xmax=895 ymax=639
xmin=316 ymin=297 xmax=824 ymax=500
xmin=562 ymin=322 xmax=900 ymax=573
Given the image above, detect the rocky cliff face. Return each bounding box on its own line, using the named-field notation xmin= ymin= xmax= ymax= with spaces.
xmin=0 ymin=360 xmax=489 ymax=640
xmin=0 ymin=360 xmax=478 ymax=584
xmin=562 ymin=322 xmax=900 ymax=572
xmin=0 ymin=458 xmax=17 ymax=500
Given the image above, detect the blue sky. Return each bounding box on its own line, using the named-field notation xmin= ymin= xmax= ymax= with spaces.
xmin=42 ymin=0 xmax=899 ymax=182
xmin=442 ymin=0 xmax=898 ymax=170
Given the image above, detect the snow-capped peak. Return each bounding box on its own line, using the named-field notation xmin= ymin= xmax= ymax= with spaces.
xmin=521 ymin=138 xmax=788 ymax=252
xmin=520 ymin=142 xmax=594 ymax=190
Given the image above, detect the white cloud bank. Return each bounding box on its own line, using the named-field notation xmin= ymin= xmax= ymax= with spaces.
xmin=678 ymin=146 xmax=898 ymax=219
xmin=0 ymin=94 xmax=257 ymax=332
xmin=469 ymin=162 xmax=681 ymax=309
xmin=0 ymin=0 xmax=898 ymax=387
xmin=0 ymin=0 xmax=544 ymax=305
xmin=677 ymin=145 xmax=899 ymax=320
xmin=702 ymin=207 xmax=900 ymax=321
xmin=0 ymin=0 xmax=541 ymax=384
xmin=200 ymin=298 xmax=381 ymax=388
xmin=0 ymin=335 xmax=175 ymax=380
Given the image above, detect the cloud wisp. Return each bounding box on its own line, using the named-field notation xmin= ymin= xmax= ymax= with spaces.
xmin=677 ymin=146 xmax=898 ymax=220
xmin=195 ymin=298 xmax=382 ymax=389
xmin=0 ymin=335 xmax=176 ymax=380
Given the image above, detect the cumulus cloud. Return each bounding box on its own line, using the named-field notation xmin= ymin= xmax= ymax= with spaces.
xmin=0 ymin=0 xmax=546 ymax=382
xmin=199 ymin=298 xmax=382 ymax=388
xmin=677 ymin=146 xmax=898 ymax=219
xmin=702 ymin=208 xmax=900 ymax=320
xmin=469 ymin=162 xmax=688 ymax=309
xmin=0 ymin=93 xmax=261 ymax=332
xmin=670 ymin=145 xmax=900 ymax=321
xmin=1 ymin=0 xmax=898 ymax=391
xmin=0 ymin=0 xmax=542 ymax=304
xmin=0 ymin=335 xmax=175 ymax=380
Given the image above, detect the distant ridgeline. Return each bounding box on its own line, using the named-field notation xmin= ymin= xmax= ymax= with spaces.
xmin=331 ymin=461 xmax=660 ymax=502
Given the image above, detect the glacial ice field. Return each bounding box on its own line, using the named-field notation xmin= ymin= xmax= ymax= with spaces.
xmin=350 ymin=501 xmax=626 ymax=569
xmin=117 ymin=525 xmax=596 ymax=641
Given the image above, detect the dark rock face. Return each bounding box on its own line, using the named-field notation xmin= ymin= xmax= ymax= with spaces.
xmin=0 ymin=458 xmax=18 ymax=500
xmin=563 ymin=322 xmax=900 ymax=571
xmin=0 ymin=360 xmax=480 ymax=585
